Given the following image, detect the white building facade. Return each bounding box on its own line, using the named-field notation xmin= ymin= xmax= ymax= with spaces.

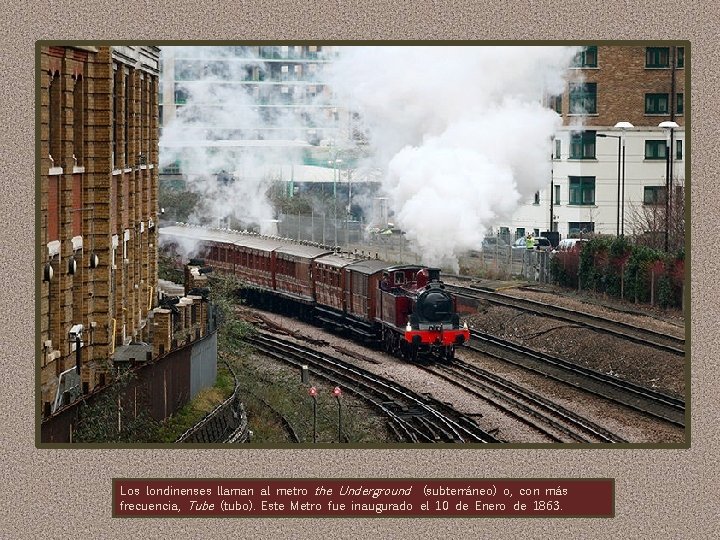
xmin=506 ymin=125 xmax=685 ymax=240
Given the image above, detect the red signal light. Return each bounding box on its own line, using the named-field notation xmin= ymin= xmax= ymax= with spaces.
xmin=309 ymin=387 xmax=317 ymax=397
xmin=333 ymin=387 xmax=342 ymax=397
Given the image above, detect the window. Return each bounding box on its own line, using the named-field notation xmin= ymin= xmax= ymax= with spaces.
xmin=533 ymin=191 xmax=540 ymax=205
xmin=572 ymin=46 xmax=598 ymax=67
xmin=554 ymin=138 xmax=561 ymax=159
xmin=568 ymin=222 xmax=595 ymax=235
xmin=47 ymin=177 xmax=60 ymax=241
xmin=48 ymin=71 xmax=61 ymax=164
xmin=533 ymin=228 xmax=540 ymax=237
xmin=646 ymin=47 xmax=670 ymax=68
xmin=644 ymin=186 xmax=666 ymax=205
xmin=554 ymin=185 xmax=561 ymax=205
xmin=175 ymin=60 xmax=201 ymax=81
xmin=113 ymin=65 xmax=121 ymax=168
xmin=676 ymin=46 xmax=684 ymax=68
xmin=73 ymin=75 xmax=84 ymax=166
xmin=645 ymin=93 xmax=669 ymax=114
xmin=676 ymin=140 xmax=683 ymax=160
xmin=516 ymin=228 xmax=525 ymax=239
xmin=549 ymin=95 xmax=562 ymax=114
xmin=645 ymin=140 xmax=667 ymax=160
xmin=569 ymin=83 xmax=597 ymax=114
xmin=569 ymin=176 xmax=595 ymax=205
xmin=677 ymin=93 xmax=684 ymax=115
xmin=124 ymin=71 xmax=130 ymax=168
xmin=570 ymin=131 xmax=596 ymax=159
xmin=162 ymin=161 xmax=181 ymax=175
xmin=72 ymin=176 xmax=82 ymax=236
xmin=174 ymin=84 xmax=189 ymax=105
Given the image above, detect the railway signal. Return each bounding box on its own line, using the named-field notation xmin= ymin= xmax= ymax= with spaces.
xmin=301 ymin=365 xmax=309 ymax=384
xmin=333 ymin=387 xmax=342 ymax=443
xmin=308 ymin=386 xmax=318 ymax=443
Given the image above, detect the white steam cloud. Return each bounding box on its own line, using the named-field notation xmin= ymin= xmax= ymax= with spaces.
xmin=159 ymin=46 xmax=307 ymax=233
xmin=328 ymin=46 xmax=579 ymax=270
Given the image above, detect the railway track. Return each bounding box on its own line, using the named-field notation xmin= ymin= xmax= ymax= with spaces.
xmin=420 ymin=359 xmax=627 ymax=443
xmin=176 ymin=360 xmax=249 ymax=444
xmin=245 ymin=331 xmax=501 ymax=443
xmin=468 ymin=329 xmax=685 ymax=427
xmin=447 ymin=283 xmax=685 ymax=356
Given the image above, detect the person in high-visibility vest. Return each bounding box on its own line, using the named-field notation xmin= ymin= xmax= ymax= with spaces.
xmin=525 ymin=233 xmax=535 ymax=249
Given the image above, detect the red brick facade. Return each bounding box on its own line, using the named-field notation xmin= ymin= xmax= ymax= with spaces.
xmin=558 ymin=45 xmax=686 ymax=128
xmin=39 ymin=46 xmax=161 ymax=414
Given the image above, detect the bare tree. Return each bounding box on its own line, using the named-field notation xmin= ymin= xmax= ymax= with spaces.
xmin=625 ymin=179 xmax=685 ymax=252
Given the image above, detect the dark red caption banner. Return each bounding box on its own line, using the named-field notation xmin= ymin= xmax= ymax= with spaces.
xmin=113 ymin=479 xmax=613 ymax=518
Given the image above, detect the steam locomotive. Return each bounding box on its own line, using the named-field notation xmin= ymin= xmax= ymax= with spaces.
xmin=160 ymin=225 xmax=469 ymax=362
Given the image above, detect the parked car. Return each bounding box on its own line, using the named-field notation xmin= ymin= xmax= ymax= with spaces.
xmin=512 ymin=237 xmax=529 ymax=250
xmin=481 ymin=237 xmax=509 ymax=251
xmin=533 ymin=237 xmax=553 ymax=251
xmin=551 ymin=238 xmax=588 ymax=257
xmin=513 ymin=236 xmax=552 ymax=251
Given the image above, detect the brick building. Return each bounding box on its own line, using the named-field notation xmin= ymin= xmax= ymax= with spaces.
xmin=501 ymin=44 xmax=686 ymax=243
xmin=39 ymin=45 xmax=164 ymax=416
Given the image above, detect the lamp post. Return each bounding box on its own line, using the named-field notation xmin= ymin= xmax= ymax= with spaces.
xmin=659 ymin=121 xmax=679 ymax=251
xmin=596 ymin=133 xmax=621 ymax=236
xmin=328 ymin=157 xmax=342 ymax=247
xmin=332 ymin=386 xmax=342 ymax=443
xmin=614 ymin=122 xmax=633 ymax=236
xmin=549 ymin=135 xmax=555 ymax=233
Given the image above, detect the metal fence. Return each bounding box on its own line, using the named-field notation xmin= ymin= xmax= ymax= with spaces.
xmin=277 ymin=212 xmax=365 ymax=246
xmin=276 ymin=215 xmax=552 ymax=282
xmin=470 ymin=245 xmax=551 ymax=283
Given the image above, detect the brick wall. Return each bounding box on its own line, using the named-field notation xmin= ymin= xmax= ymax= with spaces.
xmin=39 ymin=45 xmax=161 ymax=415
xmin=560 ymin=45 xmax=686 ymax=128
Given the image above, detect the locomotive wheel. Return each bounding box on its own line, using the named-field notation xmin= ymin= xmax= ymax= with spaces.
xmin=383 ymin=330 xmax=392 ymax=353
xmin=392 ymin=334 xmax=401 ymax=357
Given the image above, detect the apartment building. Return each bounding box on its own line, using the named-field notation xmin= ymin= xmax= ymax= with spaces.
xmin=503 ymin=44 xmax=686 ymax=242
xmin=39 ymin=45 xmax=163 ymax=415
xmin=159 ymin=45 xmax=354 ymax=185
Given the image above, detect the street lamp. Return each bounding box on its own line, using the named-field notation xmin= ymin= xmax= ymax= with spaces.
xmin=615 ymin=122 xmax=633 ymax=236
xmin=597 ymin=121 xmax=632 ymax=237
xmin=549 ymin=135 xmax=555 ymax=233
xmin=659 ymin=120 xmax=679 ymax=251
xmin=328 ymin=157 xmax=343 ymax=247
xmin=596 ymin=132 xmax=621 ymax=236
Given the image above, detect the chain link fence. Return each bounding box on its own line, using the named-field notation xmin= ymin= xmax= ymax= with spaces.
xmin=276 ymin=215 xmax=551 ymax=282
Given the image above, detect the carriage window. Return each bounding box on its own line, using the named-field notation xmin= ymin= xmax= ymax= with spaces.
xmin=394 ymin=271 xmax=405 ymax=284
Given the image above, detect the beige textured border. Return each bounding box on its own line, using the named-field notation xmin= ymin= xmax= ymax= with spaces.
xmin=2 ymin=2 xmax=718 ymax=537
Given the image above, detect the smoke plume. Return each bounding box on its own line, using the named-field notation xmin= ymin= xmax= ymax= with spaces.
xmin=159 ymin=46 xmax=303 ymax=233
xmin=328 ymin=46 xmax=579 ymax=270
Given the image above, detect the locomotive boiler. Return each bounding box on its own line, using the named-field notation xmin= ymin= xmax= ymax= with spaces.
xmin=378 ymin=266 xmax=469 ymax=362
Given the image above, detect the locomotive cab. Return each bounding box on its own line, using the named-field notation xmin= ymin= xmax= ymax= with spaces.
xmin=402 ymin=267 xmax=469 ymax=362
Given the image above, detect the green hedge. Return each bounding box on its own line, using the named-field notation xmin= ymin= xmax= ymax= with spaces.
xmin=554 ymin=237 xmax=684 ymax=308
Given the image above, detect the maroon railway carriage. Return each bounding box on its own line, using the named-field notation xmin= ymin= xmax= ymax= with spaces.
xmin=274 ymin=244 xmax=333 ymax=304
xmin=313 ymin=252 xmax=357 ymax=313
xmin=159 ymin=226 xmax=469 ymax=361
xmin=313 ymin=257 xmax=391 ymax=340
